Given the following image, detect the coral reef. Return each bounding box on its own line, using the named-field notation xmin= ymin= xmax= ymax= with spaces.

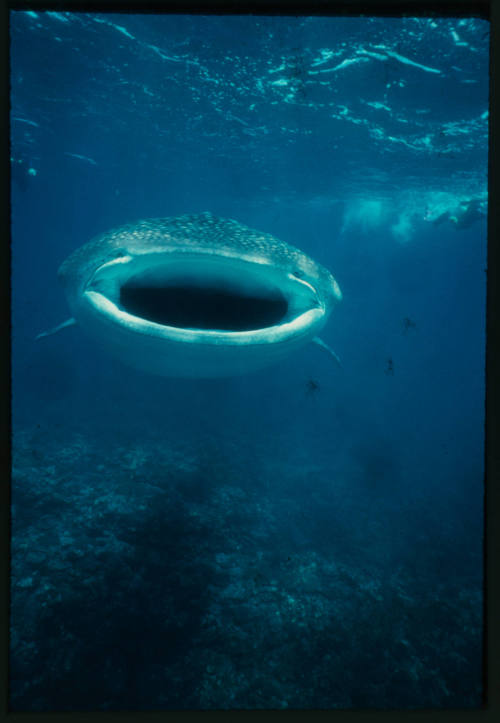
xmin=10 ymin=423 xmax=482 ymax=710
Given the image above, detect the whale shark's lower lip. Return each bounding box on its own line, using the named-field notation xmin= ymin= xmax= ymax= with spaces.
xmin=58 ymin=214 xmax=341 ymax=377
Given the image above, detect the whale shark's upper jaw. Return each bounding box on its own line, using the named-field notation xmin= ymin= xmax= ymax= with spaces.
xmin=82 ymin=250 xmax=326 ymax=345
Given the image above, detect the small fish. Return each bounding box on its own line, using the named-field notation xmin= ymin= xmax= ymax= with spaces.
xmin=306 ymin=378 xmax=320 ymax=395
xmin=402 ymin=317 xmax=416 ymax=334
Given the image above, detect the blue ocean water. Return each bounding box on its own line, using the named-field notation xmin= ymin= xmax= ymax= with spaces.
xmin=9 ymin=11 xmax=488 ymax=711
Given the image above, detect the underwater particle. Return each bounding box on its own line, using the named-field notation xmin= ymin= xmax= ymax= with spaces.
xmin=385 ymin=358 xmax=394 ymax=375
xmin=27 ymin=168 xmax=37 ymax=176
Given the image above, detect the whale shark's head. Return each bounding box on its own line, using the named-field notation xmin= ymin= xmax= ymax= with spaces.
xmin=58 ymin=213 xmax=342 ymax=377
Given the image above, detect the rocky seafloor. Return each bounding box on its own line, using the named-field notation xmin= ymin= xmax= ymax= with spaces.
xmin=10 ymin=421 xmax=483 ymax=711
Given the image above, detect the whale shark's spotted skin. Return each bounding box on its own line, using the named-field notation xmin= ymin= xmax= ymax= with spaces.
xmin=59 ymin=213 xmax=340 ymax=298
xmin=58 ymin=213 xmax=342 ymax=377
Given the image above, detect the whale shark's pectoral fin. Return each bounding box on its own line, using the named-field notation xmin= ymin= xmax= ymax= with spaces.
xmin=312 ymin=336 xmax=343 ymax=369
xmin=35 ymin=317 xmax=76 ymax=340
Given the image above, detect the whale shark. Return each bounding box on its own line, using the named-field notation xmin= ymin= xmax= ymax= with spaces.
xmin=51 ymin=212 xmax=341 ymax=377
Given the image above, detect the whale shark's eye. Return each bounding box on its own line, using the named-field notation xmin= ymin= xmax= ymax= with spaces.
xmin=292 ymin=269 xmax=304 ymax=279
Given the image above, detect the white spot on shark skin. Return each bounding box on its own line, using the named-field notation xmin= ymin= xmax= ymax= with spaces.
xmin=56 ymin=214 xmax=342 ymax=378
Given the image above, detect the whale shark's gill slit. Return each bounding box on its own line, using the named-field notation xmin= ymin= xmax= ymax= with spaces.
xmin=119 ymin=282 xmax=289 ymax=331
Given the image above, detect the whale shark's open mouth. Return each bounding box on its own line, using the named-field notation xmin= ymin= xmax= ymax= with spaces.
xmin=119 ymin=263 xmax=289 ymax=332
xmin=85 ymin=252 xmax=321 ymax=340
xmin=57 ymin=214 xmax=341 ymax=376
